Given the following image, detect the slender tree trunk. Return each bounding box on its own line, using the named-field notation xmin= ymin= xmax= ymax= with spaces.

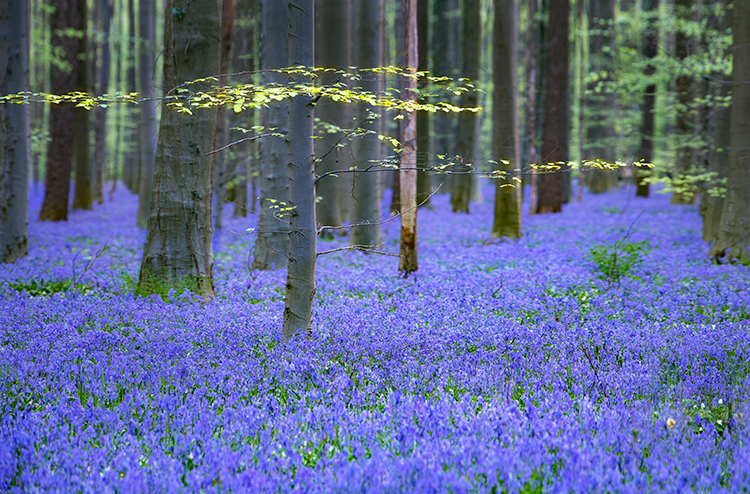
xmin=213 ymin=0 xmax=235 ymax=231
xmin=125 ymin=0 xmax=139 ymax=194
xmin=416 ymin=0 xmax=431 ymax=206
xmin=636 ymin=0 xmax=658 ymax=197
xmin=492 ymin=0 xmax=521 ymax=239
xmin=138 ymin=0 xmax=220 ymax=300
xmin=710 ymin=0 xmax=750 ymax=263
xmin=349 ymin=0 xmax=384 ymax=247
xmin=94 ymin=0 xmax=112 ymax=204
xmin=137 ymin=0 xmax=158 ymax=228
xmin=585 ymin=0 xmax=618 ymax=193
xmin=282 ymin=0 xmax=316 ymax=340
xmin=72 ymin=0 xmax=92 ymax=212
xmin=536 ymin=0 xmax=569 ymax=214
xmin=39 ymin=0 xmax=82 ymax=222
xmin=671 ymin=0 xmax=699 ymax=204
xmin=399 ymin=0 xmax=418 ymax=274
xmin=526 ymin=0 xmax=539 ymax=213
xmin=450 ymin=0 xmax=481 ymax=213
xmin=1 ymin=0 xmax=30 ymax=262
xmin=314 ymin=0 xmax=351 ymax=235
xmin=252 ymin=0 xmax=290 ymax=270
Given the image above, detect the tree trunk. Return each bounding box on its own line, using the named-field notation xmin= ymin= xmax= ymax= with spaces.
xmin=536 ymin=0 xmax=569 ymax=214
xmin=492 ymin=0 xmax=521 ymax=239
xmin=525 ymin=0 xmax=539 ymax=213
xmin=399 ymin=0 xmax=418 ymax=275
xmin=450 ymin=0 xmax=481 ymax=213
xmin=72 ymin=0 xmax=92 ymax=212
xmin=671 ymin=0 xmax=699 ymax=204
xmin=416 ymin=0 xmax=431 ymax=206
xmin=39 ymin=0 xmax=82 ymax=222
xmin=282 ymin=0 xmax=316 ymax=340
xmin=138 ymin=0 xmax=220 ymax=300
xmin=584 ymin=0 xmax=618 ymax=194
xmin=710 ymin=0 xmax=750 ymax=263
xmin=636 ymin=0 xmax=658 ymax=197
xmin=94 ymin=0 xmax=112 ymax=205
xmin=349 ymin=0 xmax=384 ymax=247
xmin=252 ymin=0 xmax=290 ymax=270
xmin=0 ymin=0 xmax=30 ymax=262
xmin=314 ymin=0 xmax=351 ymax=235
xmin=137 ymin=0 xmax=158 ymax=228
xmin=213 ymin=0 xmax=235 ymax=231
xmin=125 ymin=0 xmax=139 ymax=194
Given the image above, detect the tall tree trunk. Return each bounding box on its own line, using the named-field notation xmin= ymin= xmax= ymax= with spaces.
xmin=636 ymin=0 xmax=658 ymax=197
xmin=125 ymin=0 xmax=139 ymax=193
xmin=416 ymin=0 xmax=431 ymax=206
xmin=450 ymin=0 xmax=481 ymax=213
xmin=94 ymin=0 xmax=112 ymax=204
xmin=314 ymin=0 xmax=351 ymax=235
xmin=525 ymin=0 xmax=540 ymax=213
xmin=72 ymin=0 xmax=92 ymax=212
xmin=282 ymin=0 xmax=316 ymax=340
xmin=399 ymin=0 xmax=418 ymax=274
xmin=252 ymin=0 xmax=290 ymax=270
xmin=213 ymin=0 xmax=235 ymax=231
xmin=138 ymin=0 xmax=220 ymax=299
xmin=492 ymin=0 xmax=521 ymax=239
xmin=39 ymin=0 xmax=82 ymax=222
xmin=536 ymin=0 xmax=569 ymax=213
xmin=671 ymin=0 xmax=699 ymax=204
xmin=710 ymin=0 xmax=750 ymax=263
xmin=136 ymin=0 xmax=158 ymax=228
xmin=1 ymin=0 xmax=30 ymax=262
xmin=585 ymin=0 xmax=618 ymax=193
xmin=349 ymin=0 xmax=384 ymax=247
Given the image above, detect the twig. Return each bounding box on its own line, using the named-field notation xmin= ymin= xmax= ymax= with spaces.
xmin=317 ymin=244 xmax=403 ymax=258
xmin=206 ymin=133 xmax=275 ymax=155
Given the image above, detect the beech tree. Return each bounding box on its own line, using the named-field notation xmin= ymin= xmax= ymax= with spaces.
xmin=71 ymin=0 xmax=92 ymax=212
xmin=137 ymin=0 xmax=220 ymax=299
xmin=710 ymin=0 xmax=750 ymax=264
xmin=492 ymin=0 xmax=521 ymax=239
xmin=251 ymin=0 xmax=290 ymax=270
xmin=636 ymin=0 xmax=659 ymax=198
xmin=0 ymin=0 xmax=30 ymax=263
xmin=136 ymin=0 xmax=157 ymax=229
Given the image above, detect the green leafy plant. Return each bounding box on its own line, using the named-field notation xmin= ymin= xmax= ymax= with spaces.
xmin=587 ymin=239 xmax=650 ymax=286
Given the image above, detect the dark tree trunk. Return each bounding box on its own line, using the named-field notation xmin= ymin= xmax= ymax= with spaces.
xmin=39 ymin=0 xmax=82 ymax=222
xmin=536 ymin=0 xmax=569 ymax=214
xmin=282 ymin=0 xmax=316 ymax=340
xmin=710 ymin=0 xmax=750 ymax=263
xmin=1 ymin=0 xmax=31 ymax=262
xmin=213 ymin=0 xmax=235 ymax=231
xmin=252 ymin=0 xmax=290 ymax=270
xmin=416 ymin=0 xmax=431 ymax=206
xmin=138 ymin=0 xmax=221 ymax=300
xmin=314 ymin=0 xmax=351 ymax=234
xmin=93 ymin=0 xmax=112 ymax=204
xmin=492 ymin=0 xmax=521 ymax=239
xmin=136 ymin=0 xmax=158 ymax=228
xmin=636 ymin=0 xmax=659 ymax=197
xmin=450 ymin=0 xmax=481 ymax=213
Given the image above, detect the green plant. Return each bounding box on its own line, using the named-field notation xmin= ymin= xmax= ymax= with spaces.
xmin=587 ymin=240 xmax=651 ymax=286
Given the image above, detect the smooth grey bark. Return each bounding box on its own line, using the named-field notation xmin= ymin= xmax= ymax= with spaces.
xmin=0 ymin=0 xmax=30 ymax=263
xmin=636 ymin=0 xmax=658 ymax=197
xmin=416 ymin=0 xmax=431 ymax=206
xmin=213 ymin=0 xmax=234 ymax=231
xmin=252 ymin=0 xmax=290 ymax=270
xmin=710 ymin=0 xmax=750 ymax=263
xmin=450 ymin=0 xmax=481 ymax=213
xmin=399 ymin=0 xmax=418 ymax=275
xmin=314 ymin=0 xmax=351 ymax=234
xmin=349 ymin=0 xmax=383 ymax=247
xmin=39 ymin=0 xmax=82 ymax=222
xmin=124 ymin=0 xmax=139 ymax=193
xmin=584 ymin=0 xmax=618 ymax=194
xmin=492 ymin=0 xmax=521 ymax=239
xmin=138 ymin=0 xmax=220 ymax=300
xmin=137 ymin=0 xmax=158 ymax=229
xmin=282 ymin=0 xmax=316 ymax=340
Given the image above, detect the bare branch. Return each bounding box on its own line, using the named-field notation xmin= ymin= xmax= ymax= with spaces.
xmin=317 ymin=244 xmax=403 ymax=258
xmin=206 ymin=133 xmax=276 ymax=155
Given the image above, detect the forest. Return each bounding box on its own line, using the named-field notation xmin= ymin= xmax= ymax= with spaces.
xmin=1 ymin=0 xmax=749 ymax=492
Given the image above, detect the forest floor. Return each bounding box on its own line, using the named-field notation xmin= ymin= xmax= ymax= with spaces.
xmin=1 ymin=182 xmax=749 ymax=493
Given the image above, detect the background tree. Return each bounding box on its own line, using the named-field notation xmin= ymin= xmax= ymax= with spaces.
xmin=416 ymin=0 xmax=431 ymax=206
xmin=136 ymin=0 xmax=158 ymax=229
xmin=349 ymin=0 xmax=384 ymax=247
xmin=71 ymin=0 xmax=92 ymax=211
xmin=213 ymin=0 xmax=235 ymax=231
xmin=93 ymin=0 xmax=112 ymax=204
xmin=450 ymin=0 xmax=481 ymax=213
xmin=536 ymin=0 xmax=569 ymax=213
xmin=282 ymin=0 xmax=316 ymax=340
xmin=1 ymin=0 xmax=31 ymax=263
xmin=251 ymin=0 xmax=290 ymax=270
xmin=138 ymin=0 xmax=220 ymax=299
xmin=39 ymin=0 xmax=83 ymax=221
xmin=314 ymin=0 xmax=351 ymax=234
xmin=710 ymin=0 xmax=750 ymax=264
xmin=636 ymin=0 xmax=659 ymax=197
xmin=492 ymin=0 xmax=521 ymax=238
